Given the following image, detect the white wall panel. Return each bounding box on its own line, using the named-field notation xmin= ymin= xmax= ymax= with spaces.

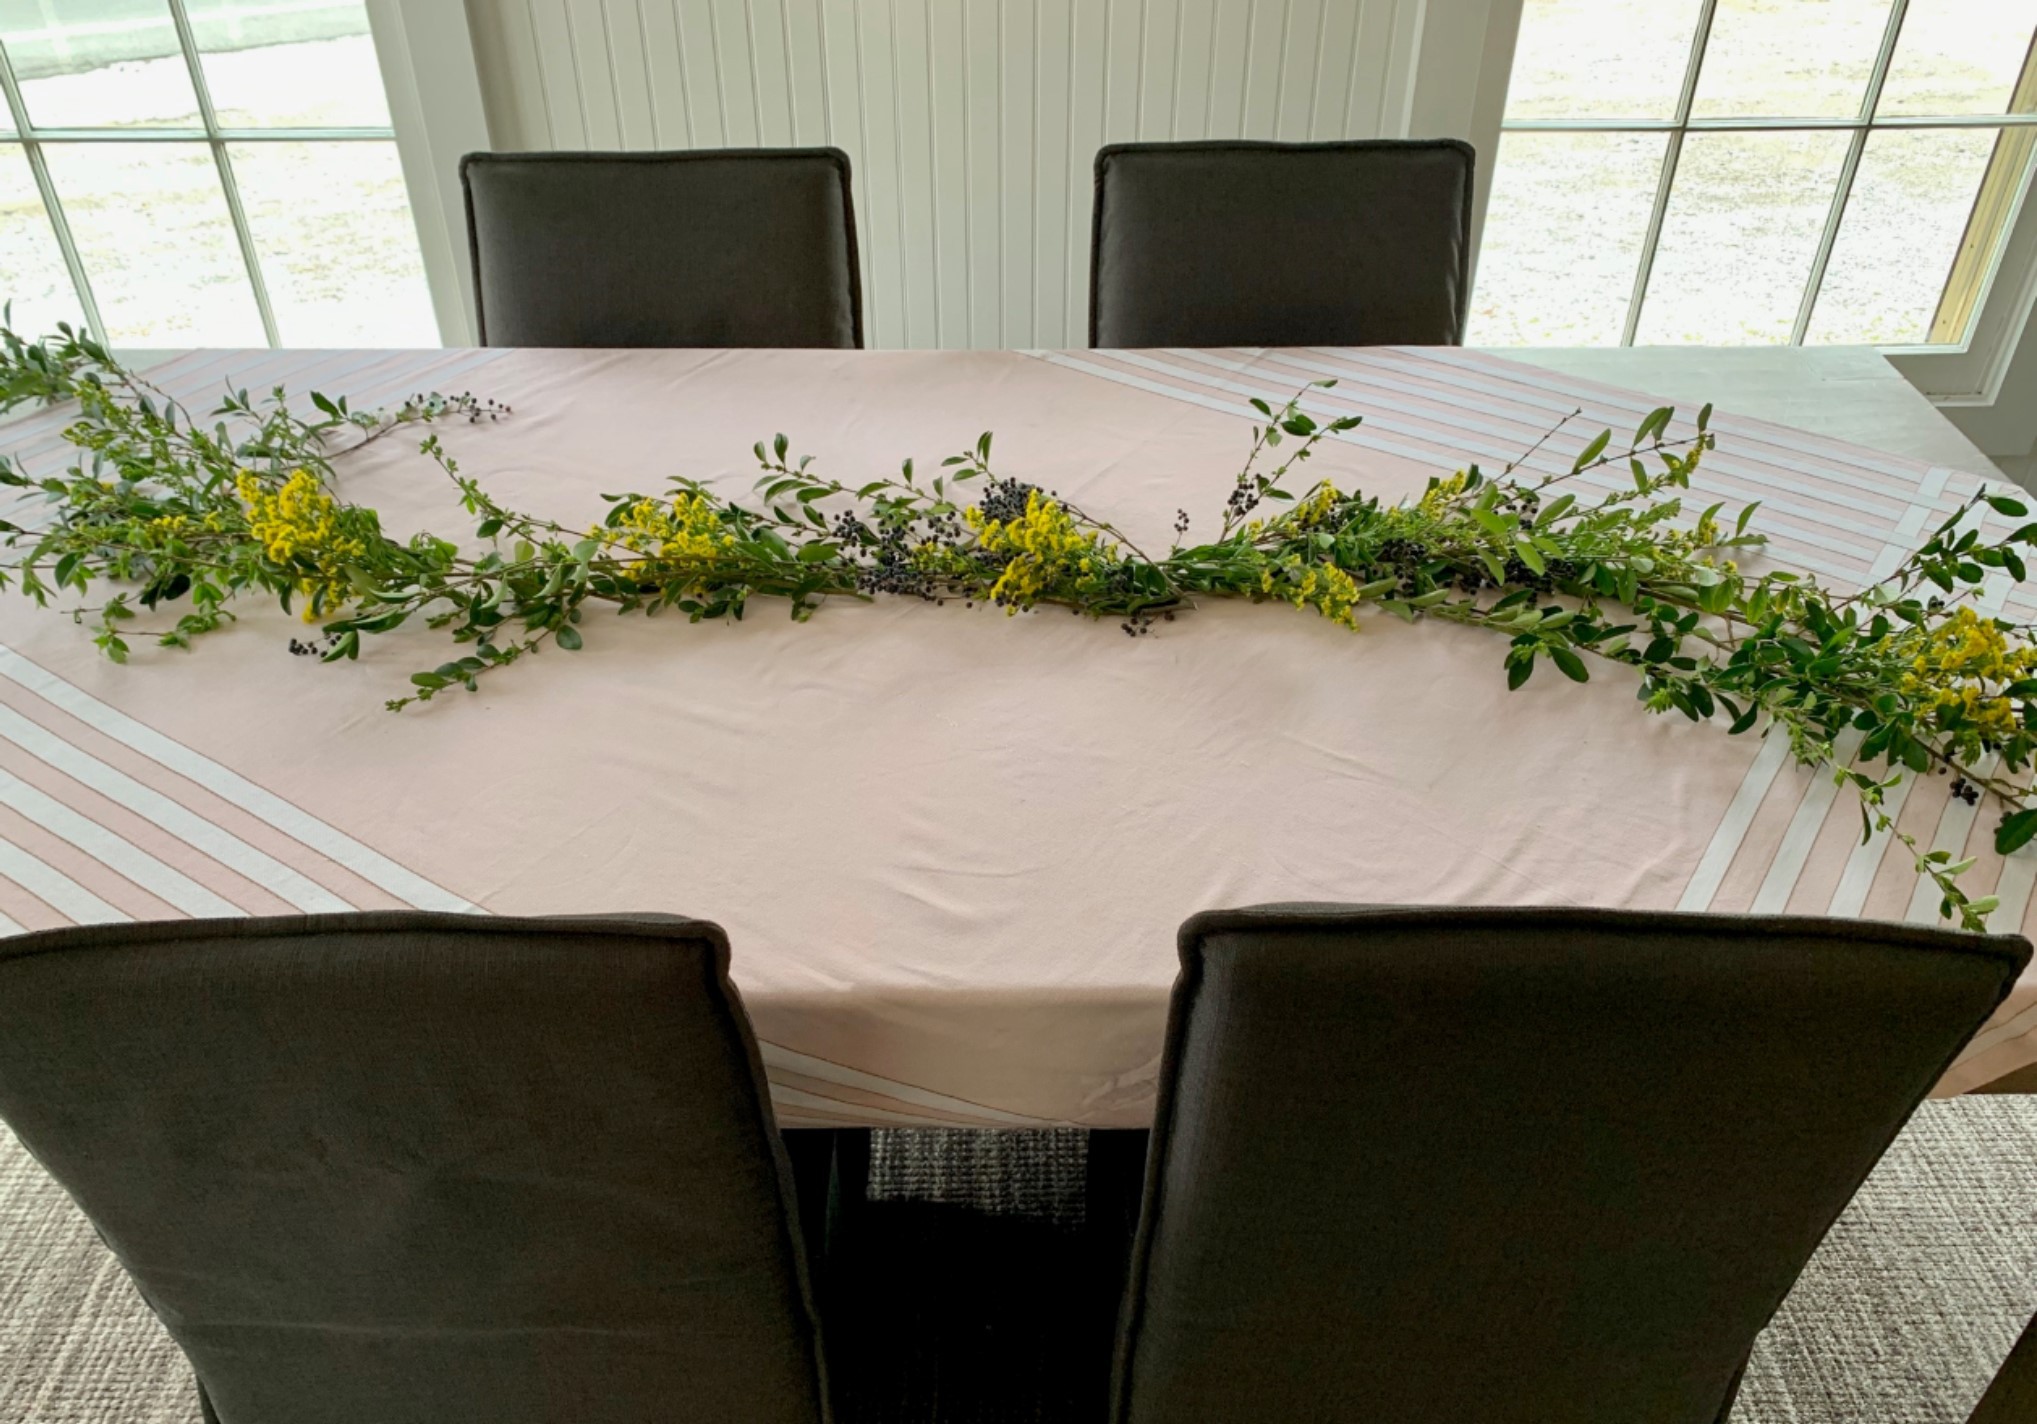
xmin=925 ymin=0 xmax=968 ymax=346
xmin=466 ymin=0 xmax=1450 ymax=348
xmin=1033 ymin=0 xmax=1072 ymax=345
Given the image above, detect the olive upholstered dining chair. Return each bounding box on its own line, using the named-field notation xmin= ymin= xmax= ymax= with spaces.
xmin=1087 ymin=138 xmax=1476 ymax=349
xmin=0 ymin=911 xmax=830 ymax=1424
xmin=1109 ymin=904 xmax=2030 ymax=1424
xmin=462 ymin=148 xmax=864 ymax=349
xmin=1970 ymin=1309 xmax=2037 ymax=1423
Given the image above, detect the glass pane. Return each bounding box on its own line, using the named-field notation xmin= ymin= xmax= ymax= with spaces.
xmin=231 ymin=142 xmax=434 ymax=345
xmin=2 ymin=1 xmax=202 ymax=130
xmin=1503 ymin=0 xmax=1704 ymax=122
xmin=1635 ymin=130 xmax=1851 ymax=345
xmin=187 ymin=0 xmax=391 ymax=128
xmin=1691 ymin=0 xmax=1894 ymax=119
xmin=1878 ymin=1 xmax=2037 ymax=117
xmin=1467 ymin=132 xmax=1666 ymax=346
xmin=41 ymin=142 xmax=264 ymax=345
xmin=0 ymin=144 xmax=83 ymax=338
xmin=1809 ymin=128 xmax=2002 ymax=346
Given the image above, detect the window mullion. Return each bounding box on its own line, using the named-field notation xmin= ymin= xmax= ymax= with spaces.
xmin=0 ymin=40 xmax=107 ymax=342
xmin=1790 ymin=0 xmax=1911 ymax=345
xmin=14 ymin=127 xmax=396 ymax=143
xmin=1622 ymin=0 xmax=1720 ymax=346
xmin=207 ymin=142 xmax=279 ymax=347
xmin=1507 ymin=115 xmax=2037 ymax=134
xmin=165 ymin=0 xmax=280 ymax=348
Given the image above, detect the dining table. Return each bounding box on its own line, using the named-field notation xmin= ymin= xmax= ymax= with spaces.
xmin=0 ymin=340 xmax=2030 ymax=1122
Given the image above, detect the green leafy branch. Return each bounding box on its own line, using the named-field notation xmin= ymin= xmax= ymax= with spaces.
xmin=3 ymin=325 xmax=2035 ymax=928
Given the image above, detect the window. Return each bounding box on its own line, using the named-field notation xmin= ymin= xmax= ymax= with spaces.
xmin=1469 ymin=0 xmax=2037 ymax=350
xmin=0 ymin=0 xmax=437 ymax=348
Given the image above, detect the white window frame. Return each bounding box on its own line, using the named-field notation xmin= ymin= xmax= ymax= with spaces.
xmin=130 ymin=0 xmax=2037 ymax=441
xmin=1468 ymin=0 xmax=2037 ymax=426
xmin=1501 ymin=0 xmax=2037 ymax=349
xmin=0 ymin=0 xmax=454 ymax=347
xmin=362 ymin=0 xmax=487 ymax=346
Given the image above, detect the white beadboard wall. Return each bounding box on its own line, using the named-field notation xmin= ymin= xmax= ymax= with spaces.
xmin=464 ymin=0 xmax=1438 ymax=349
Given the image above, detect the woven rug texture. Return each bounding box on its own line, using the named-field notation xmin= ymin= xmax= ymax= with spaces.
xmin=4 ymin=1099 xmax=2034 ymax=1423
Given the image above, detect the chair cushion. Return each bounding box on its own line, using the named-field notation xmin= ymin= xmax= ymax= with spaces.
xmin=463 ymin=149 xmax=862 ymax=348
xmin=1089 ymin=139 xmax=1475 ymax=348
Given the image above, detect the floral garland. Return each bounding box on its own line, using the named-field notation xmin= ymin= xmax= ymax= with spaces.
xmin=2 ymin=324 xmax=2035 ymax=930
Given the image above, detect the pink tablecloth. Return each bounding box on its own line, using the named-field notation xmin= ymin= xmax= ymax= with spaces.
xmin=0 ymin=345 xmax=2031 ymax=1120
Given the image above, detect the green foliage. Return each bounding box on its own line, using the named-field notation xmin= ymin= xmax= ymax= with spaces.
xmin=2 ymin=328 xmax=2034 ymax=930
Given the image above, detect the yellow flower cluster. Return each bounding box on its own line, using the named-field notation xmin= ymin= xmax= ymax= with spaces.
xmin=966 ymin=489 xmax=1111 ymax=611
xmin=143 ymin=514 xmax=190 ymax=545
xmin=605 ymin=491 xmax=739 ymax=563
xmin=236 ymin=469 xmax=367 ymax=616
xmin=1294 ymin=482 xmax=1343 ymax=530
xmin=1418 ymin=471 xmax=1468 ymax=517
xmin=1661 ymin=512 xmax=1725 ymax=558
xmin=1260 ymin=558 xmax=1362 ymax=630
xmin=1900 ymin=606 xmax=2037 ymax=742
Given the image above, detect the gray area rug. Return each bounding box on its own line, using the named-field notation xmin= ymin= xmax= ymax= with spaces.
xmin=5 ymin=1099 xmax=2035 ymax=1423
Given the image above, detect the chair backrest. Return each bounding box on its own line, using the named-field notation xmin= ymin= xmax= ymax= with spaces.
xmin=1970 ymin=1309 xmax=2037 ymax=1424
xmin=1088 ymin=139 xmax=1475 ymax=349
xmin=462 ymin=149 xmax=863 ymax=348
xmin=1112 ymin=904 xmax=2030 ymax=1424
xmin=0 ymin=912 xmax=829 ymax=1424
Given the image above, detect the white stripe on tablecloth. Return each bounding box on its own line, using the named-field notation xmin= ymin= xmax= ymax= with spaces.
xmin=1905 ymin=754 xmax=1997 ymax=925
xmin=1826 ymin=772 xmax=1920 ymax=918
xmin=1734 ymin=511 xmax=2001 ymax=921
xmin=1028 ymin=351 xmax=1452 ymax=466
xmin=1110 ymin=348 xmax=1621 ymax=478
xmin=1402 ymin=348 xmax=1979 ymax=491
xmin=1751 ymin=730 xmax=1864 ymax=914
xmin=0 ymin=841 xmax=126 ymax=924
xmin=0 ymin=646 xmax=475 ymax=912
xmin=769 ymin=1101 xmax=883 ymax=1127
xmin=1262 ymin=358 xmax=1929 ymax=543
xmin=0 ymin=905 xmax=23 ymax=934
xmin=0 ymin=703 xmax=353 ymax=913
xmin=1867 ymin=472 xmax=1951 ymax=581
xmin=0 ymin=765 xmax=242 ymax=917
xmin=1034 ymin=351 xmax=1870 ymax=583
xmin=759 ymin=1041 xmax=1057 ymax=1127
xmin=1735 ymin=484 xmax=1971 ymax=920
xmin=1989 ymin=847 xmax=2037 ymax=935
xmin=1147 ymin=348 xmax=1912 ymax=560
xmin=767 ymin=1083 xmax=1030 ymax=1129
xmin=1430 ymin=363 xmax=2020 ymax=596
xmin=1678 ymin=733 xmax=1793 ymax=912
xmin=1830 ymin=527 xmax=2015 ymax=924
xmin=1180 ymin=347 xmax=1934 ymax=531
xmin=1727 ymin=562 xmax=1979 ymax=920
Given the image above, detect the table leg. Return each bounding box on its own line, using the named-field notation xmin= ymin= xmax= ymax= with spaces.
xmin=781 ymin=1128 xmax=838 ymax=1279
xmin=1084 ymin=1128 xmax=1150 ymax=1317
